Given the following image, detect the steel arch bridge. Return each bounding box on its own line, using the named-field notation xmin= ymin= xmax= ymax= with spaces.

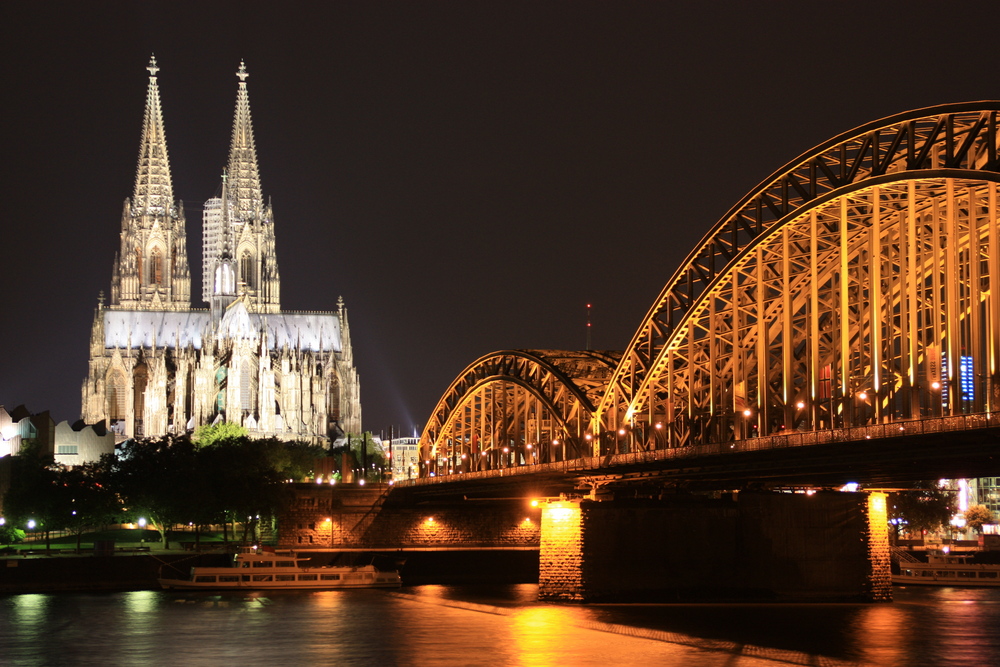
xmin=420 ymin=350 xmax=620 ymax=474
xmin=419 ymin=102 xmax=1000 ymax=474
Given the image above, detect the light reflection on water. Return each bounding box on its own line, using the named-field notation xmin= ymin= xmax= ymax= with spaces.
xmin=1 ymin=585 xmax=999 ymax=666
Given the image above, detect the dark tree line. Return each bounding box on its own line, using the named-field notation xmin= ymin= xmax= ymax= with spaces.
xmin=2 ymin=431 xmax=327 ymax=549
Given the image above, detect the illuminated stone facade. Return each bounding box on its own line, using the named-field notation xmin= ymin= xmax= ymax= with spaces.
xmin=278 ymin=485 xmax=540 ymax=549
xmin=81 ymin=58 xmax=361 ymax=443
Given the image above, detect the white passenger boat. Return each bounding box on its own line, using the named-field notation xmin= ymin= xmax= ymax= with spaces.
xmin=893 ymin=551 xmax=1000 ymax=587
xmin=158 ymin=546 xmax=402 ymax=590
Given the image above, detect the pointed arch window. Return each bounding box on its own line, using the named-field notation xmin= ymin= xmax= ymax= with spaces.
xmin=133 ymin=362 xmax=149 ymax=435
xmin=240 ymin=251 xmax=255 ymax=291
xmin=150 ymin=248 xmax=164 ymax=285
xmin=326 ymin=371 xmax=341 ymax=422
xmin=240 ymin=359 xmax=254 ymax=412
xmin=107 ymin=371 xmax=127 ymax=421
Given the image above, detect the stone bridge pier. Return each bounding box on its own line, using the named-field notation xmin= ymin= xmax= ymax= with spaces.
xmin=538 ymin=490 xmax=891 ymax=602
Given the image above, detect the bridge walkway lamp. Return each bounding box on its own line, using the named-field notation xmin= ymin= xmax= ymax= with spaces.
xmin=741 ymin=408 xmax=754 ymax=440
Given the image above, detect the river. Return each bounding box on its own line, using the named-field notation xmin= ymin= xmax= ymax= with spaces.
xmin=2 ymin=584 xmax=999 ymax=666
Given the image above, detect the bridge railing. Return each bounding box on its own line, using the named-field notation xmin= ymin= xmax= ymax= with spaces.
xmin=396 ymin=412 xmax=1000 ymax=487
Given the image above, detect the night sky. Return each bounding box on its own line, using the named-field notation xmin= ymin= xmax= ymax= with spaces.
xmin=2 ymin=1 xmax=999 ymax=436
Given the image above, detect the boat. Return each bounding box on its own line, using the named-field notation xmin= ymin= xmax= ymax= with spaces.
xmin=158 ymin=546 xmax=402 ymax=590
xmin=893 ymin=550 xmax=1000 ymax=587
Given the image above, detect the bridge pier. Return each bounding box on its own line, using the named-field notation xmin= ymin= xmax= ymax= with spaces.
xmin=538 ymin=490 xmax=890 ymax=602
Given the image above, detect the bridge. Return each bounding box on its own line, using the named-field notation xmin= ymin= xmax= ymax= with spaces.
xmin=388 ymin=102 xmax=1000 ymax=602
xmin=410 ymin=101 xmax=1000 ymax=492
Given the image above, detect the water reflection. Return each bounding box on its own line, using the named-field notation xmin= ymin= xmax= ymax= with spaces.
xmin=849 ymin=602 xmax=908 ymax=666
xmin=2 ymin=586 xmax=1000 ymax=666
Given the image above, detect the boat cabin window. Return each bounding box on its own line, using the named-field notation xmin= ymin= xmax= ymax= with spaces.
xmin=253 ymin=561 xmax=273 ymax=568
xmin=194 ymin=575 xmax=217 ymax=583
xmin=320 ymin=574 xmax=340 ymax=581
xmin=957 ymin=571 xmax=978 ymax=579
xmin=240 ymin=561 xmax=251 ymax=568
xmin=219 ymin=575 xmax=239 ymax=582
xmin=276 ymin=561 xmax=295 ymax=568
xmin=276 ymin=575 xmax=296 ymax=582
xmin=935 ymin=571 xmax=956 ymax=577
xmin=979 ymin=571 xmax=998 ymax=578
xmin=298 ymin=574 xmax=318 ymax=581
xmin=252 ymin=575 xmax=273 ymax=582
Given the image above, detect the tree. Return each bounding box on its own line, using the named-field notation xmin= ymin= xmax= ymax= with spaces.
xmin=56 ymin=461 xmax=122 ymax=550
xmin=107 ymin=435 xmax=199 ymax=548
xmin=965 ymin=504 xmax=995 ymax=534
xmin=192 ymin=422 xmax=248 ymax=448
xmin=1 ymin=449 xmax=62 ymax=552
xmin=888 ymin=481 xmax=956 ymax=540
xmin=0 ymin=525 xmax=26 ymax=545
xmin=203 ymin=436 xmax=293 ymax=543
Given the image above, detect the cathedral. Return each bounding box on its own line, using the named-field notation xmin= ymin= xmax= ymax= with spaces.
xmin=81 ymin=57 xmax=362 ymax=443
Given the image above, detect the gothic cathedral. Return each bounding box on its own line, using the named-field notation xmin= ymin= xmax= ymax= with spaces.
xmin=81 ymin=58 xmax=362 ymax=443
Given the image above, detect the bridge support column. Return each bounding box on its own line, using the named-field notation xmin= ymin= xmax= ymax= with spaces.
xmin=538 ymin=491 xmax=890 ymax=602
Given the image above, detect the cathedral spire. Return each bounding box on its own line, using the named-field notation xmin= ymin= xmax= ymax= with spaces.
xmin=111 ymin=56 xmax=190 ymax=311
xmin=227 ymin=60 xmax=263 ymax=221
xmin=133 ymin=55 xmax=174 ymax=215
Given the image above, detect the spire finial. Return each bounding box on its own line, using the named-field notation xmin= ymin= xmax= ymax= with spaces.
xmin=147 ymin=55 xmax=159 ymax=77
xmin=237 ymin=60 xmax=249 ymax=83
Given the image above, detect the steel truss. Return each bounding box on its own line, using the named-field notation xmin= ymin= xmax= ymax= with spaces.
xmin=419 ymin=102 xmax=1000 ymax=474
xmin=419 ymin=350 xmax=620 ymax=473
xmin=598 ymin=102 xmax=1000 ymax=451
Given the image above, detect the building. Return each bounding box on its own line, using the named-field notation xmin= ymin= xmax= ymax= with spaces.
xmin=53 ymin=421 xmax=116 ymax=466
xmin=81 ymin=58 xmax=361 ymax=444
xmin=0 ymin=405 xmax=55 ymax=459
xmin=389 ymin=437 xmax=421 ymax=481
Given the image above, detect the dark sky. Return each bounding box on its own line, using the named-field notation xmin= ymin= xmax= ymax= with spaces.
xmin=2 ymin=1 xmax=998 ymax=436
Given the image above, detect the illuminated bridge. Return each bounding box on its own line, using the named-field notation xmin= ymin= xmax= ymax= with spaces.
xmin=410 ymin=101 xmax=1000 ymax=496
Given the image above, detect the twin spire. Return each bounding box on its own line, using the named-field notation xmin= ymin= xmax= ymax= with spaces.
xmin=127 ymin=56 xmax=278 ymax=313
xmin=132 ymin=56 xmax=264 ymax=219
xmin=227 ymin=60 xmax=265 ymax=222
xmin=133 ymin=55 xmax=173 ymax=215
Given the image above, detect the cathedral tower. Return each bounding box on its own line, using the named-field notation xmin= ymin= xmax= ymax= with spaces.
xmin=203 ymin=61 xmax=280 ymax=314
xmin=110 ymin=56 xmax=191 ymax=311
xmin=83 ymin=58 xmax=361 ymax=443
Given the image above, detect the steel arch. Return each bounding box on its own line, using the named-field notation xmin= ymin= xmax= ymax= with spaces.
xmin=597 ymin=102 xmax=1000 ymax=443
xmin=419 ymin=350 xmax=621 ymax=474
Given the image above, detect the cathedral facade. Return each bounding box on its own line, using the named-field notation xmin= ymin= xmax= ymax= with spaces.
xmin=81 ymin=58 xmax=361 ymax=443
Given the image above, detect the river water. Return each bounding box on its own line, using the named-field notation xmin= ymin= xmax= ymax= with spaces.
xmin=2 ymin=584 xmax=999 ymax=666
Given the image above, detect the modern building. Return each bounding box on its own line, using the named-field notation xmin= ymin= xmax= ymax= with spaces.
xmin=0 ymin=405 xmax=55 ymax=459
xmin=53 ymin=421 xmax=116 ymax=466
xmin=389 ymin=437 xmax=421 ymax=481
xmin=80 ymin=58 xmax=361 ymax=444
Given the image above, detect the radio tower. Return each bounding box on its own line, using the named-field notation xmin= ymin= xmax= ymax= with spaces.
xmin=586 ymin=303 xmax=592 ymax=350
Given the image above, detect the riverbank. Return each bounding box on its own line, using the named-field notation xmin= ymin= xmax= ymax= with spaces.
xmin=0 ymin=549 xmax=539 ymax=594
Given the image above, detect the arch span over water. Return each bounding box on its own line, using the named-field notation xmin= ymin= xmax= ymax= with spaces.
xmin=421 ymin=102 xmax=1000 ymax=470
